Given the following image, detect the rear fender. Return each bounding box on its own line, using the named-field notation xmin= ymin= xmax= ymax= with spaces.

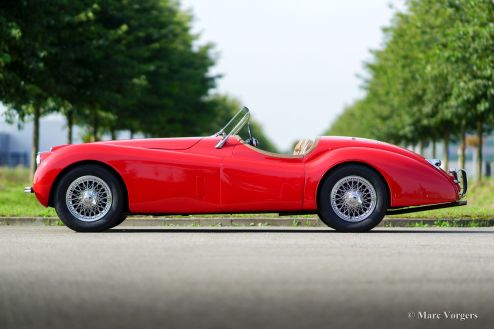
xmin=303 ymin=147 xmax=458 ymax=210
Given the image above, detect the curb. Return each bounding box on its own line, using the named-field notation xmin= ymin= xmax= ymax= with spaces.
xmin=0 ymin=217 xmax=493 ymax=227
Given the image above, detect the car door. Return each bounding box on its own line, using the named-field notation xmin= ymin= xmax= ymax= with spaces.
xmin=220 ymin=143 xmax=305 ymax=212
xmin=125 ymin=137 xmax=232 ymax=214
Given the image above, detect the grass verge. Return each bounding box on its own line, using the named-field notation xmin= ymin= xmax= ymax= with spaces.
xmin=0 ymin=167 xmax=56 ymax=217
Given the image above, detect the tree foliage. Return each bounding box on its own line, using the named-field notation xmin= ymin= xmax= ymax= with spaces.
xmin=326 ymin=0 xmax=494 ymax=179
xmin=0 ymin=0 xmax=277 ymax=174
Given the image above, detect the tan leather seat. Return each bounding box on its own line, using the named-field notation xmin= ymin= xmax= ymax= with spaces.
xmin=293 ymin=138 xmax=314 ymax=155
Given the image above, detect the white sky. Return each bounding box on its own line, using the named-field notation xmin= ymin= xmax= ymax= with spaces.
xmin=182 ymin=0 xmax=400 ymax=150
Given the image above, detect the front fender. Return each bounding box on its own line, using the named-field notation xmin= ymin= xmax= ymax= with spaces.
xmin=32 ymin=144 xmax=132 ymax=207
xmin=33 ymin=143 xmax=223 ymax=213
xmin=303 ymin=147 xmax=458 ymax=210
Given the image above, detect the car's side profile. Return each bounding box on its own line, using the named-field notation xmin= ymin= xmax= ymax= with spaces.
xmin=27 ymin=107 xmax=467 ymax=232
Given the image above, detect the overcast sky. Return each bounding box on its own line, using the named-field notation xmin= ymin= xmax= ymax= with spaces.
xmin=182 ymin=0 xmax=401 ymax=150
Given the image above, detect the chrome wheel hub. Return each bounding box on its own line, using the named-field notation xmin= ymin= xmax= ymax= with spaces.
xmin=66 ymin=175 xmax=112 ymax=222
xmin=81 ymin=190 xmax=98 ymax=207
xmin=330 ymin=175 xmax=377 ymax=222
xmin=344 ymin=190 xmax=363 ymax=208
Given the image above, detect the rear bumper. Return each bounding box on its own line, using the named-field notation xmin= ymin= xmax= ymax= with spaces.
xmin=450 ymin=169 xmax=467 ymax=198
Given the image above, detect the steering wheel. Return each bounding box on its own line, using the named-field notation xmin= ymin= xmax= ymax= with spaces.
xmin=246 ymin=123 xmax=259 ymax=147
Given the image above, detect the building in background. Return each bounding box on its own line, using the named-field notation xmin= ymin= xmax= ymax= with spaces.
xmin=0 ymin=105 xmax=131 ymax=167
xmin=0 ymin=109 xmax=83 ymax=166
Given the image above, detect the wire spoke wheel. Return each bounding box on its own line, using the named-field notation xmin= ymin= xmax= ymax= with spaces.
xmin=65 ymin=175 xmax=113 ymax=222
xmin=330 ymin=175 xmax=377 ymax=222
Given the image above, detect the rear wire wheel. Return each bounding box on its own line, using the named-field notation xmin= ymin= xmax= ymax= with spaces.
xmin=317 ymin=164 xmax=389 ymax=232
xmin=110 ymin=215 xmax=128 ymax=228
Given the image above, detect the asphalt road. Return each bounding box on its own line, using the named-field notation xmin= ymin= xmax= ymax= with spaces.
xmin=1 ymin=226 xmax=493 ymax=329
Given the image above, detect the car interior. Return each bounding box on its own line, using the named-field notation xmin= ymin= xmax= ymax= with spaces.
xmin=292 ymin=138 xmax=314 ymax=155
xmin=218 ymin=107 xmax=318 ymax=158
xmin=240 ymin=137 xmax=318 ymax=158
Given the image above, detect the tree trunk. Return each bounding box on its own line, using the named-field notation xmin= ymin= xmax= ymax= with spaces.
xmin=418 ymin=140 xmax=424 ymax=155
xmin=459 ymin=128 xmax=466 ymax=169
xmin=30 ymin=107 xmax=40 ymax=180
xmin=432 ymin=137 xmax=436 ymax=158
xmin=476 ymin=121 xmax=483 ymax=182
xmin=66 ymin=109 xmax=73 ymax=144
xmin=129 ymin=129 xmax=134 ymax=139
xmin=91 ymin=110 xmax=98 ymax=142
xmin=111 ymin=128 xmax=117 ymax=140
xmin=443 ymin=132 xmax=450 ymax=170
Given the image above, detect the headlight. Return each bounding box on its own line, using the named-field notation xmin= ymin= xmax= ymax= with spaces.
xmin=36 ymin=151 xmax=50 ymax=166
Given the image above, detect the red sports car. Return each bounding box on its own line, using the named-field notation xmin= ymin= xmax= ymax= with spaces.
xmin=26 ymin=107 xmax=467 ymax=232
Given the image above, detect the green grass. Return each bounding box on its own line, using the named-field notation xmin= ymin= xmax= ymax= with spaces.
xmin=0 ymin=167 xmax=57 ymax=217
xmin=0 ymin=166 xmax=492 ymax=220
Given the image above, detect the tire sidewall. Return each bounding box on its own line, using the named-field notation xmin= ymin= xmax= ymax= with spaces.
xmin=110 ymin=215 xmax=128 ymax=228
xmin=54 ymin=164 xmax=124 ymax=232
xmin=318 ymin=165 xmax=389 ymax=232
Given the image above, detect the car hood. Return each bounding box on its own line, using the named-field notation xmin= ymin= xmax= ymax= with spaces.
xmin=97 ymin=137 xmax=203 ymax=150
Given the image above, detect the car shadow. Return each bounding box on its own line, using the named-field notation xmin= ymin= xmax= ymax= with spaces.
xmin=371 ymin=229 xmax=494 ymax=234
xmin=109 ymin=228 xmax=332 ymax=233
xmin=107 ymin=227 xmax=494 ymax=234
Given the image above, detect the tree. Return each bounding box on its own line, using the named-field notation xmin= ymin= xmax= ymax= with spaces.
xmin=438 ymin=0 xmax=494 ymax=180
xmin=326 ymin=0 xmax=494 ymax=179
xmin=1 ymin=0 xmax=224 ymax=175
xmin=0 ymin=1 xmax=63 ymax=178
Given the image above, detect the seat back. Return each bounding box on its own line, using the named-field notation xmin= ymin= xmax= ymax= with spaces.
xmin=293 ymin=139 xmax=313 ymax=155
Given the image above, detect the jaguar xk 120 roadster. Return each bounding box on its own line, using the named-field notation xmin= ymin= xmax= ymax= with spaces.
xmin=26 ymin=107 xmax=467 ymax=232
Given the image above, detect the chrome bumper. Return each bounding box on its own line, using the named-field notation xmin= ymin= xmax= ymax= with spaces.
xmin=24 ymin=186 xmax=33 ymax=193
xmin=450 ymin=169 xmax=467 ymax=198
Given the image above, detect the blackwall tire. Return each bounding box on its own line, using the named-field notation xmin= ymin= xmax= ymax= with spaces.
xmin=110 ymin=215 xmax=128 ymax=228
xmin=54 ymin=164 xmax=125 ymax=232
xmin=317 ymin=164 xmax=389 ymax=232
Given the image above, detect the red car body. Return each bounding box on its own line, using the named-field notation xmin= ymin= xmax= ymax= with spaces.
xmin=32 ymin=135 xmax=463 ymax=215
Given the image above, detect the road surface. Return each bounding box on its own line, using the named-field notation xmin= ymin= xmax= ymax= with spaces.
xmin=1 ymin=226 xmax=493 ymax=329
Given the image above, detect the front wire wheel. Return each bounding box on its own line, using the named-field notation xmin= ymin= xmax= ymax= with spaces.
xmin=65 ymin=175 xmax=113 ymax=222
xmin=318 ymin=165 xmax=388 ymax=232
xmin=54 ymin=164 xmax=125 ymax=232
